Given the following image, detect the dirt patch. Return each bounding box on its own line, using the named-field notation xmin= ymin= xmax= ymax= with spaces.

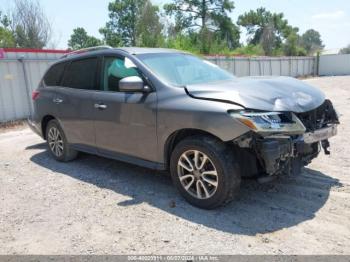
xmin=0 ymin=76 xmax=349 ymax=254
xmin=0 ymin=120 xmax=27 ymax=134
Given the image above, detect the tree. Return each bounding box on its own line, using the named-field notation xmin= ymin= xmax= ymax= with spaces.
xmin=0 ymin=11 xmax=15 ymax=47
xmin=213 ymin=15 xmax=240 ymax=50
xmin=164 ymin=0 xmax=238 ymax=53
xmin=0 ymin=28 xmax=15 ymax=48
xmin=260 ymin=20 xmax=275 ymax=55
xmin=68 ymin=27 xmax=102 ymax=50
xmin=237 ymin=7 xmax=294 ymax=55
xmin=300 ymin=29 xmax=324 ymax=55
xmin=164 ymin=0 xmax=234 ymax=31
xmin=283 ymin=31 xmax=306 ymax=56
xmin=339 ymin=44 xmax=350 ymax=54
xmin=100 ymin=0 xmax=145 ymax=46
xmin=136 ymin=0 xmax=163 ymax=47
xmin=10 ymin=0 xmax=52 ymax=49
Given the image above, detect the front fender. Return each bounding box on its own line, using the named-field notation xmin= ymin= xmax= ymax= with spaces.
xmin=156 ymin=89 xmax=250 ymax=163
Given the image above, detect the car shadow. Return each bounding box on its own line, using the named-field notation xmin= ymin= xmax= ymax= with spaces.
xmin=28 ymin=143 xmax=342 ymax=236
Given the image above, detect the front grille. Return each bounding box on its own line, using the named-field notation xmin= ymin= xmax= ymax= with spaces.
xmin=296 ymin=99 xmax=339 ymax=131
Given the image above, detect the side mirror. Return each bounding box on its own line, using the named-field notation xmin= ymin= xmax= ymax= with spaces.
xmin=119 ymin=76 xmax=150 ymax=92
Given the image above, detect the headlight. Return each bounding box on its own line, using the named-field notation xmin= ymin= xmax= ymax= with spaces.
xmin=229 ymin=111 xmax=306 ymax=134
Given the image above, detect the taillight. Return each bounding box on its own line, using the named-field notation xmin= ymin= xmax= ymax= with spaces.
xmin=32 ymin=90 xmax=40 ymax=100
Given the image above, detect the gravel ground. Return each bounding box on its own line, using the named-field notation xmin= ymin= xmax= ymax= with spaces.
xmin=0 ymin=76 xmax=350 ymax=255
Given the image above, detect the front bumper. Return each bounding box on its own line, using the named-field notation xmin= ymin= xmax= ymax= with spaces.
xmin=234 ymin=99 xmax=339 ymax=177
xmin=257 ymin=124 xmax=338 ymax=176
xmin=235 ymin=123 xmax=338 ymax=177
xmin=303 ymin=125 xmax=337 ymax=144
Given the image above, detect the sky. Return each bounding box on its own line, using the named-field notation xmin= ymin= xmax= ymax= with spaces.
xmin=0 ymin=0 xmax=349 ymax=50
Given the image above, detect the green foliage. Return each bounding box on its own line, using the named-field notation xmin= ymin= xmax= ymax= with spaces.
xmin=231 ymin=44 xmax=265 ymax=56
xmin=100 ymin=0 xmax=145 ymax=46
xmin=164 ymin=0 xmax=235 ymax=30
xmin=214 ymin=15 xmax=240 ymax=50
xmin=0 ymin=11 xmax=11 ymax=28
xmin=70 ymin=1 xmax=325 ymax=57
xmin=283 ymin=32 xmax=297 ymax=56
xmin=11 ymin=0 xmax=52 ymax=49
xmin=164 ymin=0 xmax=239 ymax=53
xmin=300 ymin=29 xmax=324 ymax=55
xmin=283 ymin=32 xmax=307 ymax=56
xmin=237 ymin=7 xmax=295 ymax=55
xmin=165 ymin=34 xmax=201 ymax=54
xmin=163 ymin=3 xmax=323 ymax=56
xmin=100 ymin=0 xmax=163 ymax=48
xmin=0 ymin=28 xmax=15 ymax=48
xmin=0 ymin=11 xmax=15 ymax=48
xmin=136 ymin=0 xmax=164 ymax=47
xmin=68 ymin=27 xmax=103 ymax=50
xmin=339 ymin=44 xmax=350 ymax=54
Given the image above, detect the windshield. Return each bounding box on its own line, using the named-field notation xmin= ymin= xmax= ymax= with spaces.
xmin=136 ymin=53 xmax=235 ymax=86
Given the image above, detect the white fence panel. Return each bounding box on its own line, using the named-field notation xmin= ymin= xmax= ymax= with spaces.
xmin=206 ymin=56 xmax=316 ymax=77
xmin=271 ymin=60 xmax=281 ymax=75
xmin=319 ymin=54 xmax=350 ymax=76
xmin=0 ymin=51 xmax=58 ymax=123
xmin=0 ymin=61 xmax=28 ymax=122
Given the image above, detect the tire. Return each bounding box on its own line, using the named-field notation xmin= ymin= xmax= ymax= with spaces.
xmin=170 ymin=135 xmax=241 ymax=209
xmin=45 ymin=119 xmax=78 ymax=162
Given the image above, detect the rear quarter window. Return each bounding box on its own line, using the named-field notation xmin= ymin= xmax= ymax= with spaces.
xmin=43 ymin=62 xmax=66 ymax=86
xmin=62 ymin=58 xmax=98 ymax=90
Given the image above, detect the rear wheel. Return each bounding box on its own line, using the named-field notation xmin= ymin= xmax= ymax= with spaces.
xmin=46 ymin=119 xmax=78 ymax=162
xmin=170 ymin=135 xmax=241 ymax=209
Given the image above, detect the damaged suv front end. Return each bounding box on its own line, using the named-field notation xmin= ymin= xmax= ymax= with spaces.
xmin=136 ymin=51 xmax=340 ymax=208
xmin=231 ymin=99 xmax=339 ymax=177
xmin=182 ymin=73 xmax=340 ymax=178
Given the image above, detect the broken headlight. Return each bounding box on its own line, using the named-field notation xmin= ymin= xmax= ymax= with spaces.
xmin=229 ymin=111 xmax=306 ymax=134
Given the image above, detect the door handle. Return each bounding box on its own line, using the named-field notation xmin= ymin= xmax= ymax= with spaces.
xmin=94 ymin=103 xmax=107 ymax=110
xmin=53 ymin=98 xmax=63 ymax=104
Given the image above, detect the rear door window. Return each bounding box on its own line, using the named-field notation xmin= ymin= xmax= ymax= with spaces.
xmin=43 ymin=62 xmax=66 ymax=86
xmin=62 ymin=57 xmax=98 ymax=90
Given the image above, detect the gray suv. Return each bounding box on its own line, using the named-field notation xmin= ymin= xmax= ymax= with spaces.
xmin=28 ymin=46 xmax=339 ymax=209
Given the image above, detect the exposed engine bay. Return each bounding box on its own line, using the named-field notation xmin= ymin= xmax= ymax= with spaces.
xmin=233 ymin=99 xmax=339 ymax=177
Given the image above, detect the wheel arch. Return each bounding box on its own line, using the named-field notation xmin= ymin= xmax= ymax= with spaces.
xmin=41 ymin=115 xmax=56 ymax=140
xmin=164 ymin=128 xmax=224 ymax=169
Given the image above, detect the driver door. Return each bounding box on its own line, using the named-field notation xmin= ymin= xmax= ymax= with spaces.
xmin=92 ymin=55 xmax=158 ymax=164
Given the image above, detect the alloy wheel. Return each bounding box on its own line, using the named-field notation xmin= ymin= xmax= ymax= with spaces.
xmin=177 ymin=150 xmax=218 ymax=199
xmin=47 ymin=127 xmax=64 ymax=157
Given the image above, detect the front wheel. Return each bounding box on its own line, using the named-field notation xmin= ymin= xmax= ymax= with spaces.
xmin=46 ymin=119 xmax=78 ymax=162
xmin=170 ymin=136 xmax=241 ymax=209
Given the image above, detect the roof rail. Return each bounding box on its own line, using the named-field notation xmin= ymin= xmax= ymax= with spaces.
xmin=61 ymin=45 xmax=113 ymax=58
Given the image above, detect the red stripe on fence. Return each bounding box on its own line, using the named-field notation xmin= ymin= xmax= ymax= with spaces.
xmin=3 ymin=48 xmax=69 ymax=54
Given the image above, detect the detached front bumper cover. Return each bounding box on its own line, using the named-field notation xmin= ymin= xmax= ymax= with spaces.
xmin=233 ymin=99 xmax=340 ymax=177
xmin=303 ymin=125 xmax=337 ymax=144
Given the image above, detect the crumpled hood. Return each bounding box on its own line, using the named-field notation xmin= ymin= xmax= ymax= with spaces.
xmin=185 ymin=76 xmax=326 ymax=112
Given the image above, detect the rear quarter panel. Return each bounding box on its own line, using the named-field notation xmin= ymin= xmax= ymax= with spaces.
xmin=32 ymin=85 xmax=58 ymax=136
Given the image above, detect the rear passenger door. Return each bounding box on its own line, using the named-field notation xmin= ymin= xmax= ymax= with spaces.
xmin=39 ymin=62 xmax=67 ymax=122
xmin=55 ymin=57 xmax=99 ymax=150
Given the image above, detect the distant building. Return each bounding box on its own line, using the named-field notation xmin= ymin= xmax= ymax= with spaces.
xmin=321 ymin=48 xmax=341 ymax=55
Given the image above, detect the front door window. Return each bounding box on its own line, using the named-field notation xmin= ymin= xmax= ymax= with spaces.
xmin=102 ymin=57 xmax=140 ymax=92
